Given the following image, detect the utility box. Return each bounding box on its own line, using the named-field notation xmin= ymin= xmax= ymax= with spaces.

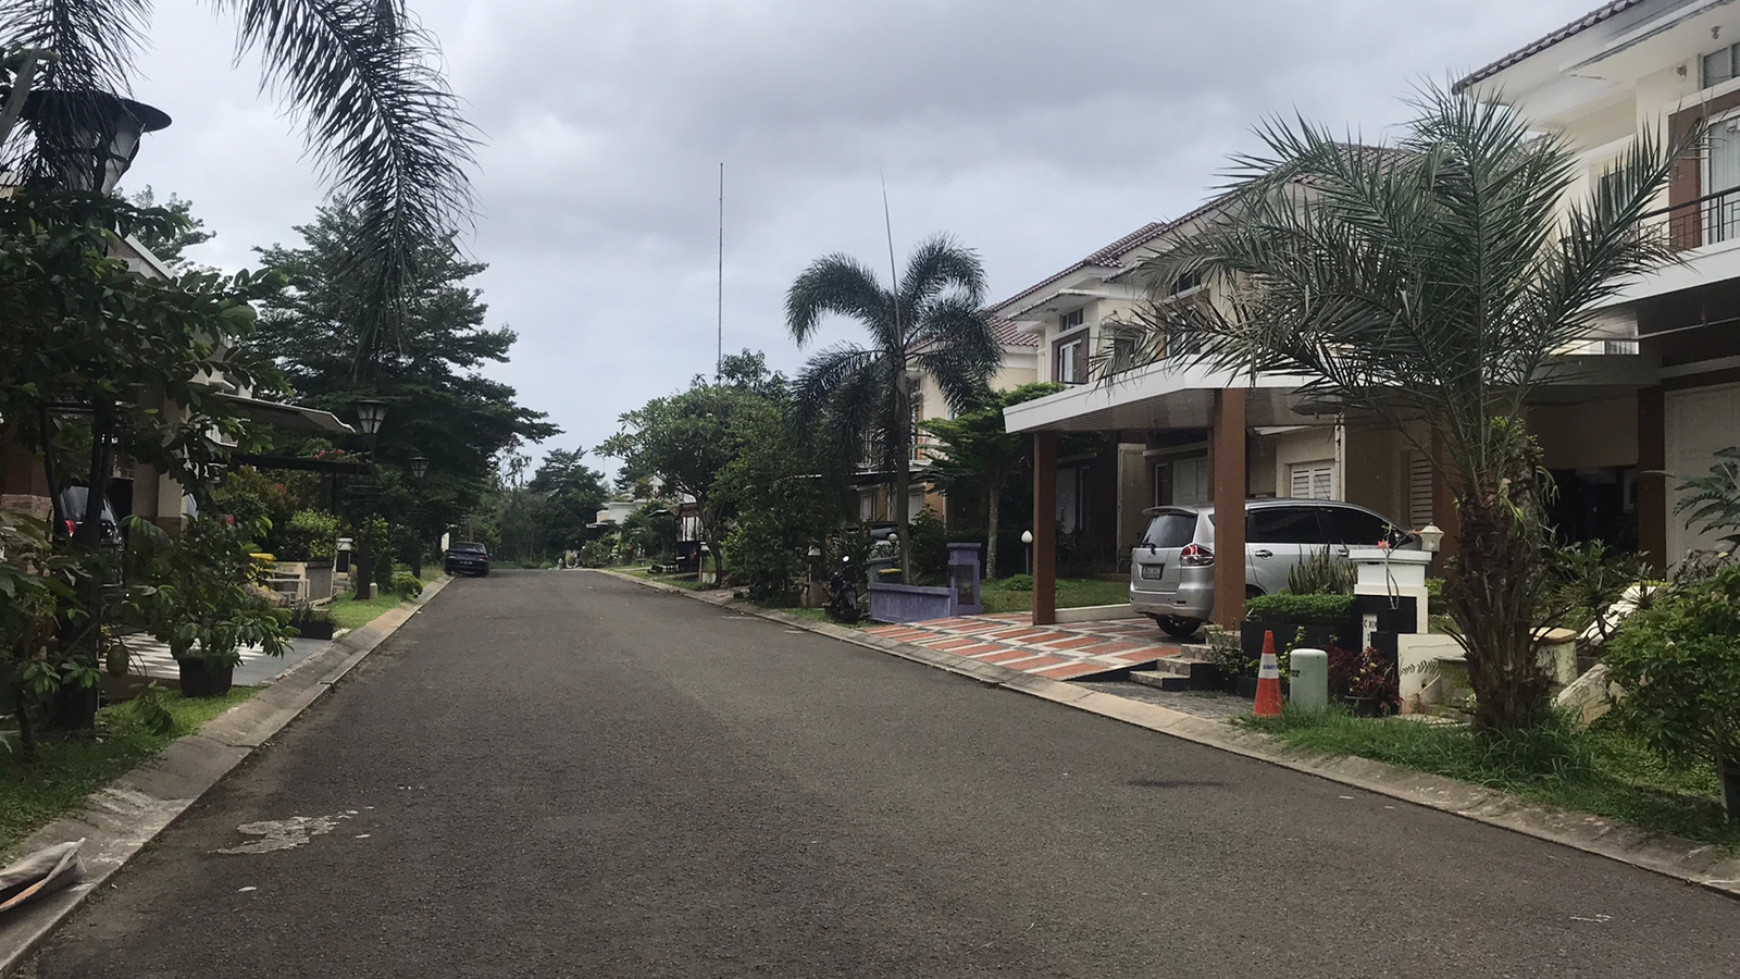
xmin=947 ymin=542 xmax=983 ymax=615
xmin=1290 ymin=648 xmax=1329 ymax=712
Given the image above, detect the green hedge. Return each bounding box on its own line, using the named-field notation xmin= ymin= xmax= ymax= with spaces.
xmin=1245 ymin=593 xmax=1356 ymax=626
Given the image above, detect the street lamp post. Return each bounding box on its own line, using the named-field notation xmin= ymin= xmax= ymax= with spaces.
xmin=19 ymin=89 xmax=172 ymax=193
xmin=349 ymin=399 xmax=388 ymax=600
xmin=1021 ymin=529 xmax=1034 ymax=576
xmin=409 ymin=455 xmax=430 ymax=577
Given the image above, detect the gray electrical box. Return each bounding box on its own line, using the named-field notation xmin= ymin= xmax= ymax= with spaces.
xmin=1290 ymin=648 xmax=1329 ymax=712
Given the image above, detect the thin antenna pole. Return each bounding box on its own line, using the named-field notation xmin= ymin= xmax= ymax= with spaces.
xmin=880 ymin=167 xmax=901 ymax=335
xmin=716 ymin=162 xmax=724 ymax=379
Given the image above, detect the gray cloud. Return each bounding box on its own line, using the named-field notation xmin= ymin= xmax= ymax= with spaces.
xmin=118 ymin=0 xmax=1601 ymax=471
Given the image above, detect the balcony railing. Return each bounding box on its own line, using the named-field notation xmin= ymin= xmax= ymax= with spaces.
xmin=1643 ymin=185 xmax=1740 ymax=251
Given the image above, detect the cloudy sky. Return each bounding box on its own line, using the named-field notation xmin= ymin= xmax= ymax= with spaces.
xmin=119 ymin=0 xmax=1600 ymax=470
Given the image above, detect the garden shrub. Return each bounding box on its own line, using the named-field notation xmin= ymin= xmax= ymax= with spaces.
xmin=1327 ymin=644 xmax=1399 ymax=710
xmin=999 ymin=574 xmax=1033 ymax=591
xmin=1287 ymin=546 xmax=1354 ymax=595
xmin=391 ymin=572 xmax=424 ymax=600
xmin=1604 ymin=562 xmax=1740 ymax=815
xmin=280 ymin=509 xmax=339 ymax=562
xmin=1245 ymin=593 xmax=1356 ymax=626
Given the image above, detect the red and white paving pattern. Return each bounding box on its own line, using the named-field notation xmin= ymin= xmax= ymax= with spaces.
xmin=864 ymin=613 xmax=1190 ymax=681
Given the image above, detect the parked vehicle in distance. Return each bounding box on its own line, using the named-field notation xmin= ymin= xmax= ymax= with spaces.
xmin=444 ymin=541 xmax=491 ymax=577
xmin=56 ymin=486 xmax=123 ymax=547
xmin=1129 ymin=499 xmax=1419 ymax=638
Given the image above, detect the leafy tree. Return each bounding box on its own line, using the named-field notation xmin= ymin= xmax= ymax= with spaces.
xmin=0 ymin=2 xmax=475 ymax=363
xmin=253 ymin=200 xmax=557 ymax=562
xmin=598 ymin=381 xmax=751 ymax=583
xmin=127 ymin=186 xmax=214 ymax=271
xmin=922 ymin=382 xmax=1063 ymax=579
xmin=716 ymin=392 xmax=842 ymax=601
xmin=1112 ymin=86 xmax=1691 ymax=733
xmin=526 ymin=448 xmax=609 ymax=556
xmin=785 ymin=235 xmax=1000 ymax=576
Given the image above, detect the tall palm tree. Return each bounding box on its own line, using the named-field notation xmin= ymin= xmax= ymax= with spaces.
xmin=786 ymin=234 xmax=1000 ymax=576
xmin=1110 ymin=85 xmax=1693 ymax=733
xmin=0 ymin=1 xmax=474 ymax=370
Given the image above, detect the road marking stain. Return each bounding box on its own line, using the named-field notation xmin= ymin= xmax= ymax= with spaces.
xmin=217 ymin=814 xmax=349 ymax=855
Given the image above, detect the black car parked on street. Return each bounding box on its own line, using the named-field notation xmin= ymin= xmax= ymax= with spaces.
xmin=444 ymin=541 xmax=491 ymax=576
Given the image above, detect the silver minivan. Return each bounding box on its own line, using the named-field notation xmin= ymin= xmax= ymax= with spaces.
xmin=1129 ymin=499 xmax=1417 ymax=637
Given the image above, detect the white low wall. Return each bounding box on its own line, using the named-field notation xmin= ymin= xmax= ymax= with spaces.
xmin=1054 ymin=604 xmax=1142 ymax=624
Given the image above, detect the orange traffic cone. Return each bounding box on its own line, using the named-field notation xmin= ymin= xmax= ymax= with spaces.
xmin=1253 ymin=629 xmax=1284 ymax=718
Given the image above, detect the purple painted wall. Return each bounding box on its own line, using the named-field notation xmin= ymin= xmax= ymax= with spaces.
xmin=867 ymin=582 xmax=956 ymax=624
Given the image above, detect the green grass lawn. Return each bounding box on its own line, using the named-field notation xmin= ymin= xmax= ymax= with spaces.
xmin=1 ymin=688 xmax=256 ymax=858
xmin=1247 ymin=708 xmax=1740 ymax=849
xmin=329 ymin=589 xmax=410 ymax=631
xmin=980 ymin=577 xmax=1129 ymax=614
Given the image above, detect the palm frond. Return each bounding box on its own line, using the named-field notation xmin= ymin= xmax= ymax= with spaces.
xmin=218 ymin=0 xmax=475 ymax=372
xmin=791 ymin=342 xmax=879 ymax=422
xmin=784 ymin=254 xmax=889 ymax=346
xmin=899 ymin=233 xmax=985 ymax=311
xmin=909 ymin=295 xmax=999 ymax=414
xmin=0 ymin=0 xmax=148 ymax=95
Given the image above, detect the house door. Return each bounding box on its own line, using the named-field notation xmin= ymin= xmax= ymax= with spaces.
xmin=1665 ymin=382 xmax=1740 ymax=561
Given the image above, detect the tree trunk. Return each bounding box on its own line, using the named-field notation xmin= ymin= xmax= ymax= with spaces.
xmin=1445 ymin=439 xmax=1553 ymax=733
xmin=985 ymin=479 xmax=1001 ymax=581
xmin=355 ymin=536 xmax=374 ymax=600
xmin=894 ymin=382 xmax=911 ymax=579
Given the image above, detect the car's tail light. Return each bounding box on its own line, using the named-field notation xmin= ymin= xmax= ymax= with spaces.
xmin=1179 ymin=543 xmax=1214 ymax=566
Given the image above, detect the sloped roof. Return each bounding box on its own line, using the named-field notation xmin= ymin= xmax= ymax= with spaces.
xmin=1456 ymin=0 xmax=1648 ymax=91
xmin=990 ymin=317 xmax=1039 ymax=348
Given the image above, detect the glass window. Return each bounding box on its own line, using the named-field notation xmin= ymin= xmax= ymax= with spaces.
xmin=1319 ymin=506 xmax=1393 ymax=546
xmin=1707 ymin=45 xmax=1739 ymax=89
xmin=1246 ymin=506 xmax=1324 ymax=544
xmin=1141 ymin=512 xmax=1198 ymax=548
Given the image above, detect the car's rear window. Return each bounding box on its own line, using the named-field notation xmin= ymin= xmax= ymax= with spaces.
xmin=1140 ymin=513 xmax=1197 ymax=548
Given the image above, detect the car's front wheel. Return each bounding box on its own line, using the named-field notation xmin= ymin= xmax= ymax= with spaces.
xmin=1154 ymin=615 xmax=1203 ymax=639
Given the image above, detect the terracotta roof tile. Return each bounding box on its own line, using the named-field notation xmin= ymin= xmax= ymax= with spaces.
xmin=1456 ymin=1 xmax=1648 ymax=91
xmin=990 ymin=317 xmax=1039 ymax=348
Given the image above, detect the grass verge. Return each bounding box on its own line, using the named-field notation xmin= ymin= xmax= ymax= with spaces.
xmin=980 ymin=577 xmax=1129 ymax=614
xmin=1246 ymin=707 xmax=1740 ymax=849
xmin=330 ymin=589 xmax=408 ymax=631
xmin=1 ymin=687 xmax=257 ymax=858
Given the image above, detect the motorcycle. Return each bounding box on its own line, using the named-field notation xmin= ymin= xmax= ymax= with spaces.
xmin=826 ymin=555 xmax=862 ymax=624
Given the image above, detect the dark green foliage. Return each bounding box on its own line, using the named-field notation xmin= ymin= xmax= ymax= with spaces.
xmin=998 ymin=574 xmax=1033 ymax=591
xmin=126 ymin=187 xmax=215 ymax=271
xmin=1244 ymin=593 xmax=1356 ymax=626
xmin=126 ymin=516 xmax=293 ymax=667
xmin=1605 ymin=563 xmax=1740 ymax=815
xmin=906 ymin=508 xmax=949 ymax=583
xmin=391 ymin=571 xmax=423 ymax=600
xmin=923 ymin=382 xmax=1065 ymax=578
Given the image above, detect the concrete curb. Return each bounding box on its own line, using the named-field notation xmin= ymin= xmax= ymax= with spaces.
xmin=602 ymin=569 xmax=1740 ymax=901
xmin=0 ymin=576 xmax=454 ymax=976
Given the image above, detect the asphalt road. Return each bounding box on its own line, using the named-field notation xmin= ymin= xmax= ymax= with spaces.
xmin=24 ymin=571 xmax=1740 ymax=978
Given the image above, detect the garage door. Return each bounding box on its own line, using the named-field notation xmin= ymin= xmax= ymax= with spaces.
xmin=1664 ymin=382 xmax=1740 ymax=561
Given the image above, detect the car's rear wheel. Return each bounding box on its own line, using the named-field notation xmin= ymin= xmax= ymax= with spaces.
xmin=1154 ymin=615 xmax=1203 ymax=639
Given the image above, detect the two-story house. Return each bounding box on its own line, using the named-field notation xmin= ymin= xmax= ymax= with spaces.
xmin=1459 ymin=0 xmax=1740 ymax=566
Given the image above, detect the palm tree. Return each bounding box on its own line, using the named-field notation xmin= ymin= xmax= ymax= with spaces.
xmin=1110 ymin=85 xmax=1693 ymax=733
xmin=786 ymin=235 xmax=1000 ymax=577
xmin=0 ymin=1 xmax=474 ymax=368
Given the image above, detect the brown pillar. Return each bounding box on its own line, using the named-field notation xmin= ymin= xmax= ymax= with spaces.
xmin=1032 ymin=430 xmax=1058 ymax=626
xmin=1637 ymin=386 xmax=1667 ymax=572
xmin=1211 ymin=389 xmax=1247 ymax=628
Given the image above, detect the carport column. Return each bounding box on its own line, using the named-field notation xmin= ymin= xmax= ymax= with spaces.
xmin=1637 ymin=386 xmax=1667 ymax=573
xmin=1211 ymin=389 xmax=1246 ymax=629
xmin=1032 ymin=430 xmax=1058 ymax=626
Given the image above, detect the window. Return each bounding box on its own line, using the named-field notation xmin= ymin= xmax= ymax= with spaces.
xmin=1408 ymin=452 xmax=1434 ymax=529
xmin=1289 ymin=461 xmax=1334 ymax=500
xmin=909 ymin=394 xmax=926 ymax=461
xmin=1319 ymin=506 xmax=1392 ymax=546
xmin=1705 ymin=43 xmax=1740 ymax=89
xmin=1247 ymin=506 xmax=1325 ymax=545
xmin=1140 ymin=512 xmax=1198 ymax=548
xmin=1168 ymin=270 xmax=1202 ymax=296
xmin=1054 ymin=335 xmax=1086 ymax=383
xmin=1060 ymin=309 xmax=1084 ymax=330
xmin=1707 ymin=115 xmax=1740 ymax=244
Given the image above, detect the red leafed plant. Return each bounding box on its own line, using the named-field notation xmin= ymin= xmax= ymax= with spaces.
xmin=1327 ymin=644 xmax=1400 ymax=711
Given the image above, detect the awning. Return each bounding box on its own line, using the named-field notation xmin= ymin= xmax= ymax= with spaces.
xmin=215 ymin=393 xmax=354 ymax=435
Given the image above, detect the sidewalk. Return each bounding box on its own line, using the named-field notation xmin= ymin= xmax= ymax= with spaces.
xmin=863 ymin=613 xmax=1191 ymax=680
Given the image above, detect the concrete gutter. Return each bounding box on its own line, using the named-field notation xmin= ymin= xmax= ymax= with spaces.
xmin=0 ymin=577 xmax=453 ymax=976
xmin=605 ymin=570 xmax=1740 ymax=901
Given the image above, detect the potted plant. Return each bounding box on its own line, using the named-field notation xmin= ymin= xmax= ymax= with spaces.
xmin=131 ymin=515 xmax=292 ymax=698
xmin=1242 ymin=593 xmax=1360 ymax=662
xmin=1329 ymin=645 xmax=1400 ymax=716
xmin=286 ymin=603 xmax=337 ymax=641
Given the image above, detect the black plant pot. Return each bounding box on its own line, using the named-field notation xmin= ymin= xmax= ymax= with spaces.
xmin=48 ymin=682 xmax=100 ymax=731
xmin=178 ymin=658 xmax=235 ymax=698
xmin=293 ymin=620 xmax=336 ymax=641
